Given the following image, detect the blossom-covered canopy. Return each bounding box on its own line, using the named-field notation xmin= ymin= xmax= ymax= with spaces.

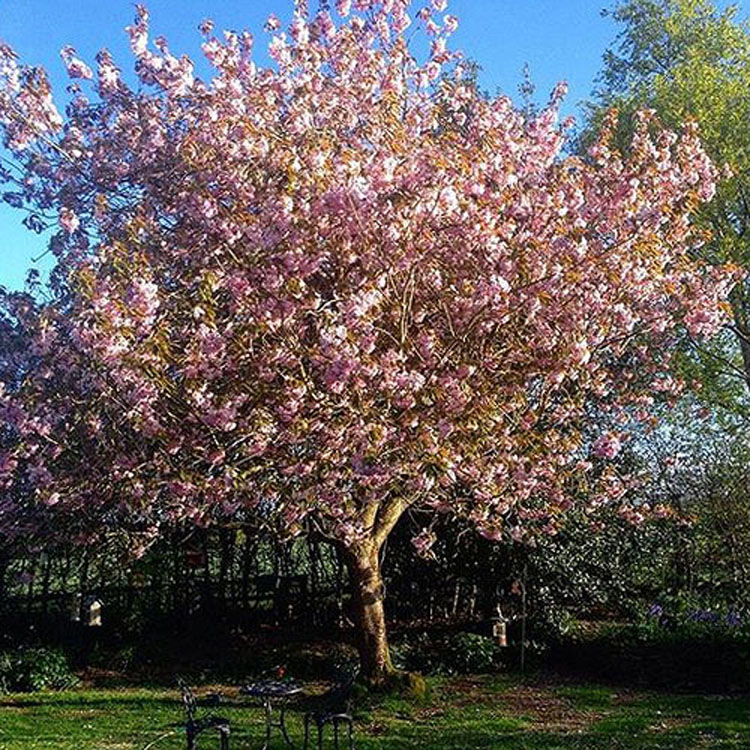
xmin=0 ymin=0 xmax=736 ymax=555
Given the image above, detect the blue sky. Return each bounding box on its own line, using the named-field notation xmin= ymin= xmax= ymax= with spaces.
xmin=0 ymin=0 xmax=746 ymax=290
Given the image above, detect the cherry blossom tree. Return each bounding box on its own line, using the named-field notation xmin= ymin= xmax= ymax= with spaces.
xmin=0 ymin=0 xmax=738 ymax=679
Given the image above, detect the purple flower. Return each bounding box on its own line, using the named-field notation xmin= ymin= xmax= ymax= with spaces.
xmin=688 ymin=609 xmax=719 ymax=623
xmin=647 ymin=603 xmax=663 ymax=619
xmin=727 ymin=611 xmax=742 ymax=627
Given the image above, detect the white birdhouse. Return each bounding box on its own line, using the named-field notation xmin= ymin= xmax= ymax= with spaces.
xmin=492 ymin=605 xmax=508 ymax=647
xmin=85 ymin=597 xmax=103 ymax=627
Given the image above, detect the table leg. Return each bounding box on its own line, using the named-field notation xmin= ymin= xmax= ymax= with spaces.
xmin=262 ymin=698 xmax=272 ymax=750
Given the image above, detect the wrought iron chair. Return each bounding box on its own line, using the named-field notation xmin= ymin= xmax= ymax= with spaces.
xmin=301 ymin=666 xmax=357 ymax=750
xmin=176 ymin=676 xmax=231 ymax=750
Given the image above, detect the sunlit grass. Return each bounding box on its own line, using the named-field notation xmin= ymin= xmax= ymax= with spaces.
xmin=1 ymin=674 xmax=749 ymax=749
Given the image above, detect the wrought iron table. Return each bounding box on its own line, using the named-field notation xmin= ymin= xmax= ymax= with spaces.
xmin=240 ymin=679 xmax=303 ymax=749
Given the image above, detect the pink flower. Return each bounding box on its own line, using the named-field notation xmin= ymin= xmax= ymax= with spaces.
xmin=96 ymin=51 xmax=120 ymax=92
xmin=129 ymin=278 xmax=160 ymax=325
xmin=45 ymin=492 xmax=61 ymax=506
xmin=60 ymin=47 xmax=93 ymax=80
xmin=479 ymin=526 xmax=503 ymax=542
xmin=393 ymin=11 xmax=412 ymax=34
xmin=126 ymin=6 xmax=150 ymax=57
xmin=550 ymin=80 xmax=569 ymax=103
xmin=444 ymin=14 xmax=459 ymax=33
xmin=59 ymin=207 xmax=79 ymax=233
xmin=592 ymin=432 xmax=622 ymax=460
xmin=208 ymin=449 xmax=225 ymax=466
xmin=290 ymin=17 xmax=310 ymax=46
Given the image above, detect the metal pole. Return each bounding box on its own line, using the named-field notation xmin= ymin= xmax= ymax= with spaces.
xmin=520 ymin=562 xmax=528 ymax=673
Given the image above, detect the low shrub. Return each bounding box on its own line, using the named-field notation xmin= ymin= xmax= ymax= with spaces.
xmin=444 ymin=633 xmax=501 ymax=674
xmin=0 ymin=647 xmax=78 ymax=693
xmin=552 ymin=612 xmax=750 ymax=690
xmin=392 ymin=631 xmax=502 ymax=675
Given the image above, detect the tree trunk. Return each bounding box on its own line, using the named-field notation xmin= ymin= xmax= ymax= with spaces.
xmin=730 ymin=290 xmax=750 ymax=391
xmin=342 ymin=542 xmax=394 ymax=682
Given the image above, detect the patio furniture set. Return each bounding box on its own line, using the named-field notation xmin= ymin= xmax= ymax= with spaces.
xmin=176 ymin=667 xmax=357 ymax=750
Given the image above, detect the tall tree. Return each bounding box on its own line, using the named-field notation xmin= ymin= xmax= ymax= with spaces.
xmin=0 ymin=0 xmax=735 ymax=680
xmin=588 ymin=0 xmax=750 ymax=418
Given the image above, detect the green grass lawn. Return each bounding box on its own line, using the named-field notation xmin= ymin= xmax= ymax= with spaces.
xmin=1 ymin=673 xmax=750 ymax=749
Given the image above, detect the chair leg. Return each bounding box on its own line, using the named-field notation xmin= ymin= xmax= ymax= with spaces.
xmin=220 ymin=726 xmax=230 ymax=750
xmin=347 ymin=717 xmax=354 ymax=750
xmin=317 ymin=720 xmax=324 ymax=750
xmin=264 ymin=699 xmax=272 ymax=750
xmin=279 ymin=705 xmax=293 ymax=747
xmin=302 ymin=714 xmax=311 ymax=750
xmin=186 ymin=728 xmax=196 ymax=750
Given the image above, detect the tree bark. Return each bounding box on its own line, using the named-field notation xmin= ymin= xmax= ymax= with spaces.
xmin=730 ymin=290 xmax=750 ymax=391
xmin=342 ymin=541 xmax=394 ymax=682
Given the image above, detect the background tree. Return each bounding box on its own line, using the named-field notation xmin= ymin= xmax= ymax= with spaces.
xmin=0 ymin=0 xmax=736 ymax=681
xmin=586 ymin=0 xmax=750 ymax=420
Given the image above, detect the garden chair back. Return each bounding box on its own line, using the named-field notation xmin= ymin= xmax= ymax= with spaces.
xmin=175 ymin=676 xmax=230 ymax=750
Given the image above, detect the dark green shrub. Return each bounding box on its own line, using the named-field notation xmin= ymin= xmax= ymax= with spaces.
xmin=0 ymin=647 xmax=78 ymax=693
xmin=444 ymin=633 xmax=500 ymax=674
xmin=390 ymin=631 xmax=435 ymax=674
xmin=318 ymin=642 xmax=359 ymax=678
xmin=392 ymin=631 xmax=501 ymax=675
xmin=553 ymin=619 xmax=750 ymax=691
